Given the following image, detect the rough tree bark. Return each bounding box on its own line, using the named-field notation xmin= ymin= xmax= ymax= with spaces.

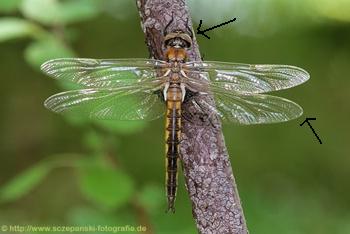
xmin=136 ymin=0 xmax=249 ymax=233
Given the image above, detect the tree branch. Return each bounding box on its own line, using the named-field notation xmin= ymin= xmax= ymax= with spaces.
xmin=136 ymin=0 xmax=248 ymax=233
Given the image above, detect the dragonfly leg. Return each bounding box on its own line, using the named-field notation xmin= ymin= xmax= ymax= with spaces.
xmin=163 ymin=82 xmax=170 ymax=101
xmin=180 ymin=83 xmax=186 ymax=102
xmin=185 ymin=17 xmax=193 ymax=39
xmin=164 ymin=11 xmax=174 ymax=36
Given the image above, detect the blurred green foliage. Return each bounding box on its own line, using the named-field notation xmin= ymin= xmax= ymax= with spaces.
xmin=0 ymin=0 xmax=349 ymax=233
xmin=0 ymin=18 xmax=43 ymax=42
xmin=0 ymin=162 xmax=52 ymax=203
xmin=77 ymin=161 xmax=135 ymax=209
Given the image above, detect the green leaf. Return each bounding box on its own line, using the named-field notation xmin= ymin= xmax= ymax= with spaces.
xmin=0 ymin=163 xmax=52 ymax=202
xmin=0 ymin=18 xmax=44 ymax=42
xmin=59 ymin=0 xmax=100 ymax=24
xmin=78 ymin=164 xmax=134 ymax=209
xmin=21 ymin=0 xmax=61 ymax=25
xmin=21 ymin=0 xmax=100 ymax=25
xmin=0 ymin=0 xmax=22 ymax=13
xmin=24 ymin=37 xmax=75 ymax=69
xmin=82 ymin=130 xmax=105 ymax=153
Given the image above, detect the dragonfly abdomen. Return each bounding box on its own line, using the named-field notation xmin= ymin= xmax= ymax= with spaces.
xmin=165 ymin=86 xmax=182 ymax=213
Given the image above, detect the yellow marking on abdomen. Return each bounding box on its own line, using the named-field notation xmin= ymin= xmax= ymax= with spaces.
xmin=165 ymin=99 xmax=181 ymax=213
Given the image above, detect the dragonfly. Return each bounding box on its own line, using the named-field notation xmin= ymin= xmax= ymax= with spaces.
xmin=41 ymin=30 xmax=309 ymax=213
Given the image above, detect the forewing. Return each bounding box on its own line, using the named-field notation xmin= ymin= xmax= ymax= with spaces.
xmin=41 ymin=58 xmax=166 ymax=88
xmin=44 ymin=87 xmax=165 ymax=121
xmin=184 ymin=61 xmax=310 ymax=94
xmin=193 ymin=90 xmax=303 ymax=125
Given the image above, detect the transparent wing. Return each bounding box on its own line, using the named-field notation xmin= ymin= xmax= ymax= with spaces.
xmin=192 ymin=89 xmax=303 ymax=125
xmin=184 ymin=61 xmax=310 ymax=94
xmin=41 ymin=58 xmax=167 ymax=88
xmin=44 ymin=87 xmax=165 ymax=120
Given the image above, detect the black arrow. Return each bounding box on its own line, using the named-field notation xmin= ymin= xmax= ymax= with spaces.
xmin=196 ymin=18 xmax=236 ymax=39
xmin=300 ymin=118 xmax=322 ymax=144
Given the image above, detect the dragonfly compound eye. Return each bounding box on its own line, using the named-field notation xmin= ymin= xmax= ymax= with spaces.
xmin=164 ymin=32 xmax=192 ymax=48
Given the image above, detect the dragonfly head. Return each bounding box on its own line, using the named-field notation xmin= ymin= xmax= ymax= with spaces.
xmin=164 ymin=30 xmax=192 ymax=49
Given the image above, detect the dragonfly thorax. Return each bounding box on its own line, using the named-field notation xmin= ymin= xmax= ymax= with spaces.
xmin=166 ymin=47 xmax=187 ymax=62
